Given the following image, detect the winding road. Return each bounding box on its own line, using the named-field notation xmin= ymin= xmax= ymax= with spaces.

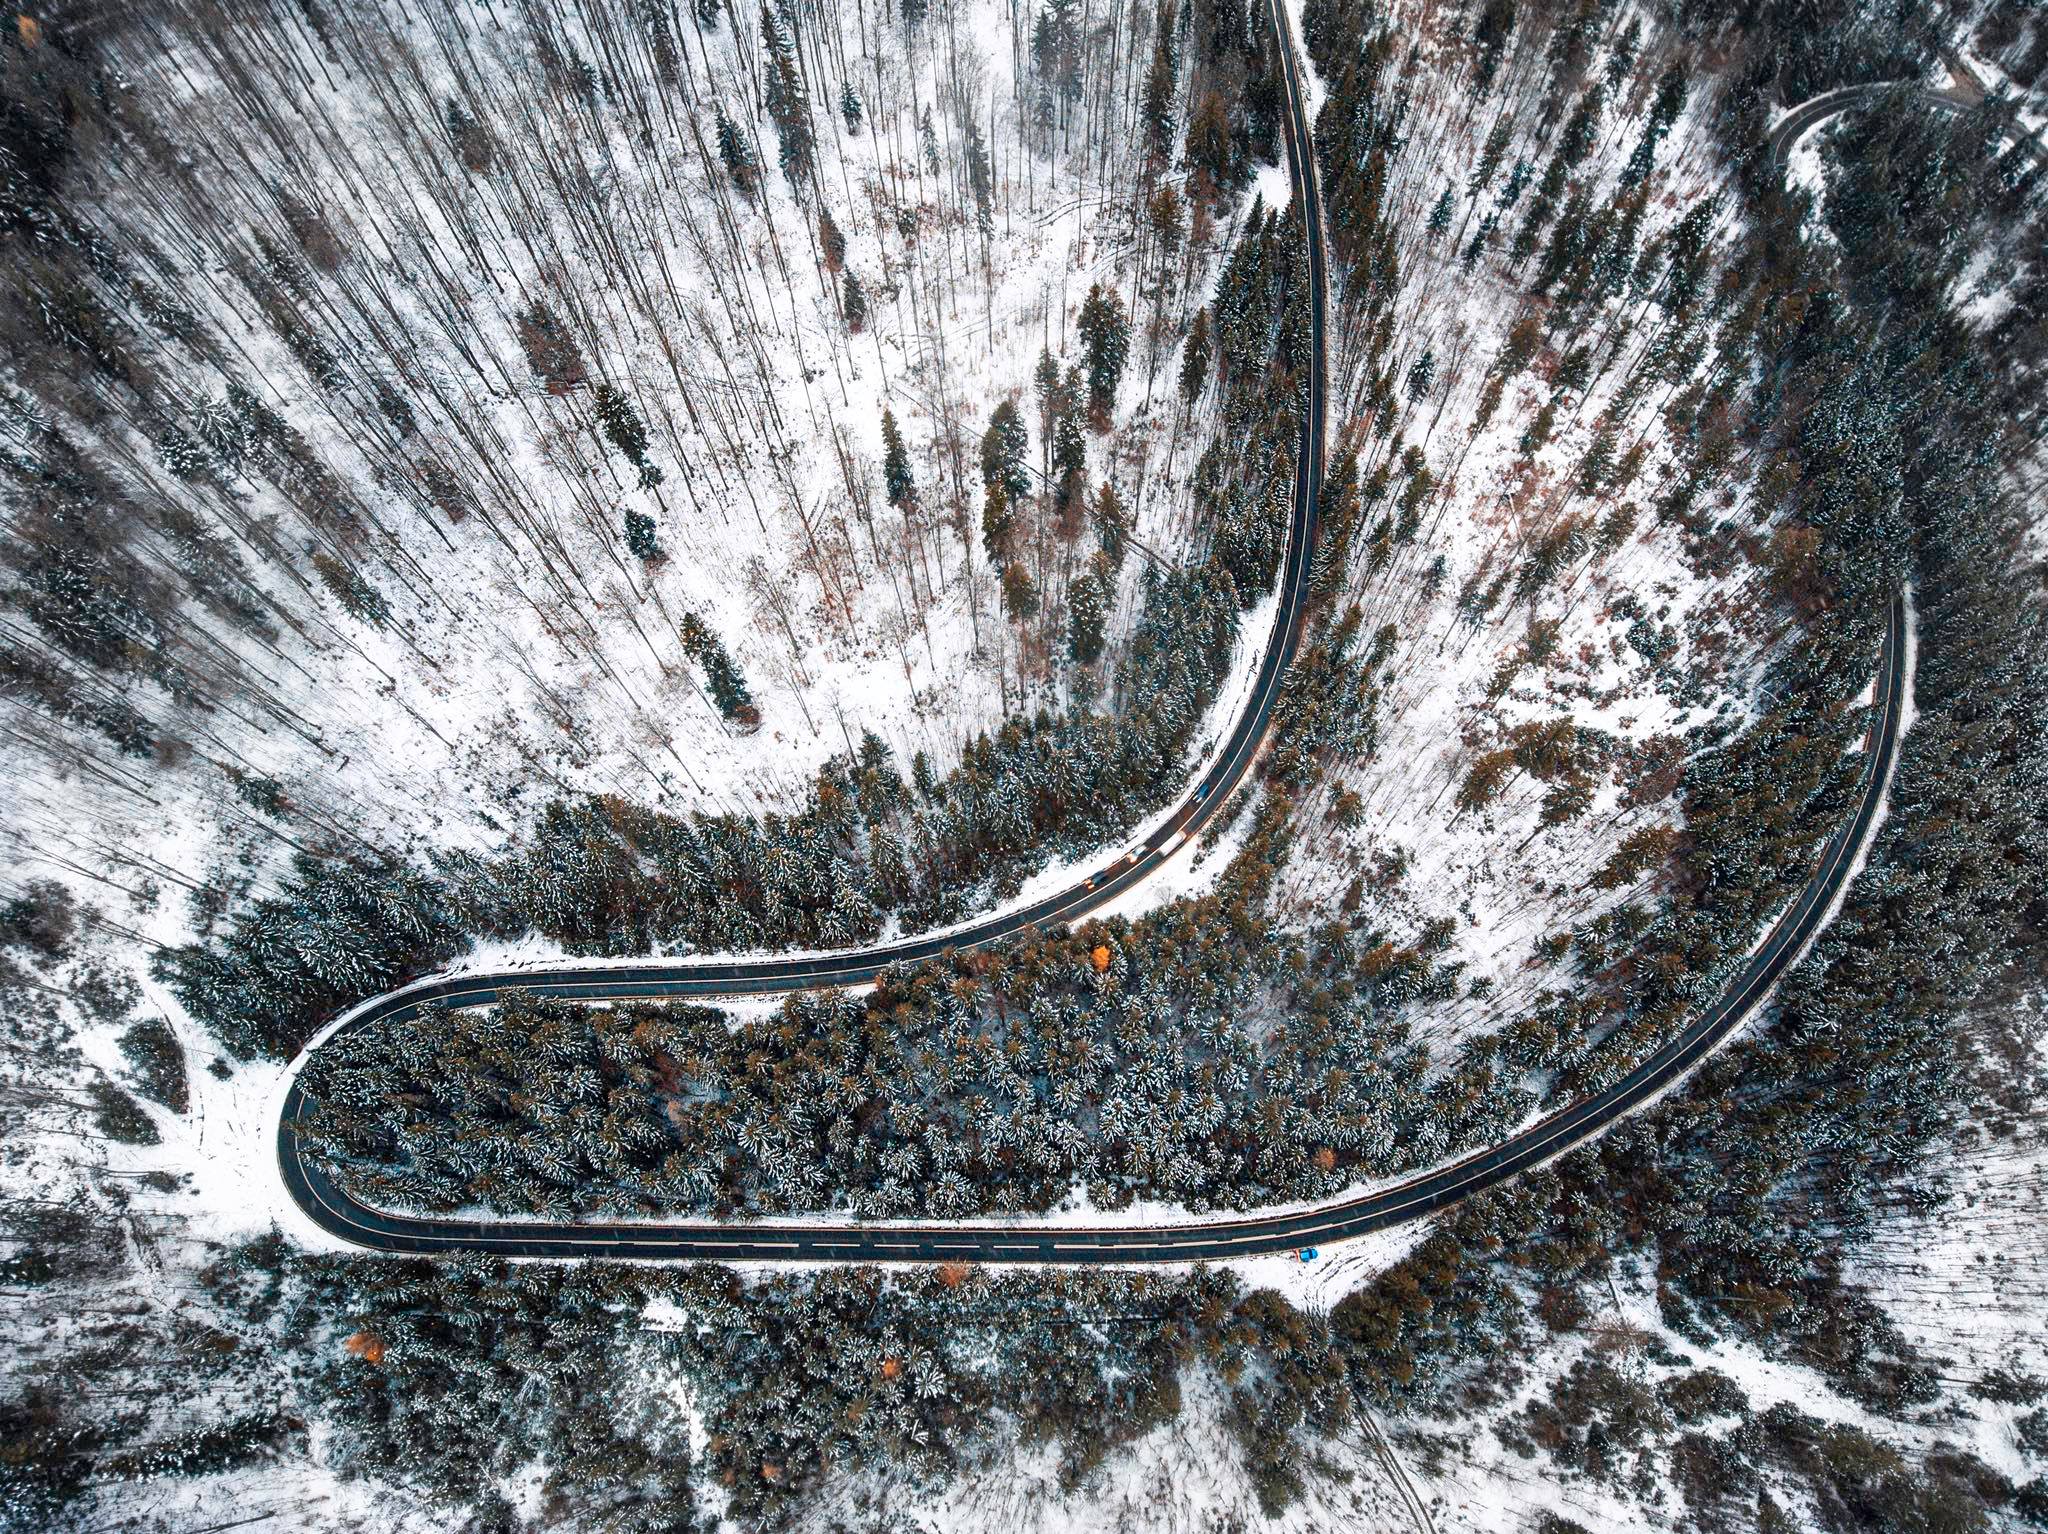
xmin=275 ymin=23 xmax=1910 ymax=1264
xmin=1765 ymin=60 xmax=1981 ymax=170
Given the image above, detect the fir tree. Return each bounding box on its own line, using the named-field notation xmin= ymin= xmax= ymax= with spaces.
xmin=839 ymin=80 xmax=864 ymax=134
xmin=1185 ymin=90 xmax=1231 ymax=195
xmin=680 ymin=612 xmax=756 ymax=723
xmin=1067 ymin=563 xmax=1110 ymax=663
xmin=965 ymin=119 xmax=995 ymax=242
xmin=624 ymin=509 xmax=660 ymax=559
xmin=979 ymin=398 xmax=1031 ymax=564
xmin=1002 ymin=561 xmax=1038 ymax=619
xmin=1405 ymin=349 xmax=1435 ymax=405
xmin=1179 ymin=309 xmax=1212 ymax=404
xmin=881 ymin=408 xmax=914 ymax=507
xmin=1092 ymin=483 xmax=1128 ymax=572
xmin=818 ymin=208 xmax=846 ymax=273
xmin=842 ymin=269 xmax=868 ymax=332
xmin=1141 ymin=2 xmax=1178 ymax=166
xmin=1077 ymin=283 xmax=1131 ymax=427
xmin=1428 ymin=186 xmax=1454 ymax=240
xmin=1053 ymin=365 xmax=1087 ymax=503
xmin=759 ymin=3 xmax=813 ymax=184
xmin=595 ymin=383 xmax=663 ymax=488
xmin=1469 ymin=118 xmax=1510 ymax=196
xmin=714 ymin=107 xmax=759 ymax=198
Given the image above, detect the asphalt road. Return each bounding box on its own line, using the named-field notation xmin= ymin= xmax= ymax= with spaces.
xmin=277 ymin=15 xmax=1908 ymax=1264
xmin=1767 ymin=79 xmax=1969 ymax=170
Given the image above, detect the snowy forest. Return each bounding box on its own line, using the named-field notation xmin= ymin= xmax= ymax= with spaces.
xmin=6 ymin=0 xmax=2048 ymax=1528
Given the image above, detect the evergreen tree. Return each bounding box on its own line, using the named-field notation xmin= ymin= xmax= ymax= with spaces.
xmin=759 ymin=3 xmax=814 ymax=184
xmin=965 ymin=119 xmax=995 ymax=242
xmin=595 ymin=383 xmax=662 ymax=488
xmin=839 ymin=80 xmax=864 ymax=134
xmin=1091 ymin=482 xmax=1128 ymax=572
xmin=624 ymin=509 xmax=660 ymax=559
xmin=1141 ymin=2 xmax=1179 ymax=166
xmin=979 ymin=399 xmax=1030 ymax=560
xmin=1053 ymin=365 xmax=1088 ymax=504
xmin=818 ymin=208 xmax=846 ymax=273
xmin=1428 ymin=186 xmax=1454 ymax=240
xmin=1185 ymin=90 xmax=1232 ymax=196
xmin=1068 ymin=561 xmax=1111 ymax=663
xmin=1002 ymin=561 xmax=1038 ymax=619
xmin=1180 ymin=309 xmax=1212 ymax=403
xmin=714 ymin=107 xmax=759 ymax=198
xmin=1077 ymin=283 xmax=1131 ymax=427
xmin=1469 ymin=118 xmax=1510 ymax=196
xmin=842 ymin=269 xmax=868 ymax=332
xmin=1622 ymin=62 xmax=1689 ymax=187
xmin=680 ymin=612 xmax=757 ymax=723
xmin=1405 ymin=349 xmax=1435 ymax=404
xmin=1033 ymin=344 xmax=1061 ymax=479
xmin=881 ymin=408 xmax=914 ymax=507
xmin=1470 ymin=0 xmax=1516 ymax=93
xmin=1032 ymin=0 xmax=1083 ymax=122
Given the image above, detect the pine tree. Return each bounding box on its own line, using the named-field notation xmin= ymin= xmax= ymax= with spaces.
xmin=1067 ymin=563 xmax=1110 ymax=663
xmin=680 ymin=612 xmax=757 ymax=723
xmin=1469 ymin=119 xmax=1510 ymax=196
xmin=839 ymin=80 xmax=864 ymax=134
xmin=1077 ymin=284 xmax=1131 ymax=428
xmin=1034 ymin=346 xmax=1060 ymax=429
xmin=819 ymin=208 xmax=846 ymax=273
xmin=1053 ymin=365 xmax=1087 ymax=503
xmin=1002 ymin=562 xmax=1038 ymax=619
xmin=980 ymin=400 xmax=1030 ymax=559
xmin=759 ymin=3 xmax=814 ymax=184
xmin=595 ymin=383 xmax=663 ymax=488
xmin=1179 ymin=309 xmax=1212 ymax=404
xmin=881 ymin=409 xmax=915 ymax=507
xmin=842 ymin=269 xmax=868 ymax=332
xmin=625 ymin=509 xmax=660 ymax=559
xmin=1091 ymin=483 xmax=1127 ymax=572
xmin=1428 ymin=186 xmax=1454 ymax=240
xmin=1405 ymin=349 xmax=1435 ymax=404
xmin=965 ymin=119 xmax=995 ymax=242
xmin=1141 ymin=2 xmax=1178 ymax=166
xmin=714 ymin=107 xmax=760 ymax=198
xmin=1185 ymin=90 xmax=1231 ymax=197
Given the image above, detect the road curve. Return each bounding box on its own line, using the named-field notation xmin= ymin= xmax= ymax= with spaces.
xmin=1767 ymin=78 xmax=1969 ymax=170
xmin=277 ymin=13 xmax=1908 ymax=1264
